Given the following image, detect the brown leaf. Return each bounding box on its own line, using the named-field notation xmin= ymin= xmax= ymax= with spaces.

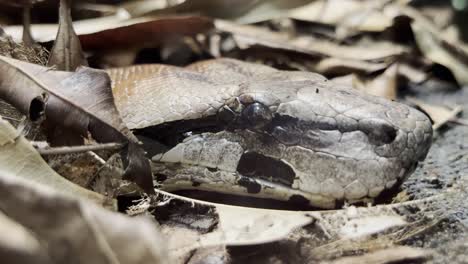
xmin=313 ymin=57 xmax=389 ymax=75
xmin=354 ymin=63 xmax=399 ymax=100
xmin=0 ymin=55 xmax=153 ymax=194
xmin=406 ymin=97 xmax=463 ymax=130
xmin=48 ymin=0 xmax=88 ymax=71
xmin=0 ymin=115 xmax=109 ymax=206
xmin=324 ymin=246 xmax=431 ymax=264
xmin=215 ymin=19 xmax=408 ymax=61
xmin=400 ymin=6 xmax=468 ymax=85
xmin=0 ymin=171 xmax=168 ymax=263
xmin=288 ymin=0 xmax=395 ymax=33
xmin=79 ymin=16 xmax=213 ymax=51
xmin=122 ymin=0 xmax=314 ymax=23
xmin=3 ymin=16 xmax=214 ymax=51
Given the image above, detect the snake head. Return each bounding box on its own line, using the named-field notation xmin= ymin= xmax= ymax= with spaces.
xmin=116 ymin=59 xmax=432 ymax=208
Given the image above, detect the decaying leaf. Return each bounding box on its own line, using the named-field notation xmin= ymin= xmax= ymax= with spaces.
xmin=137 ymin=189 xmax=416 ymax=263
xmin=79 ymin=16 xmax=213 ymax=51
xmin=288 ymin=0 xmax=395 ymax=32
xmin=122 ymin=0 xmax=314 ymax=24
xmin=0 ymin=170 xmax=168 ymax=264
xmin=215 ymin=20 xmax=408 ymax=61
xmin=323 ymin=246 xmax=431 ymax=264
xmin=0 ymin=55 xmax=153 ymax=194
xmin=312 ymin=57 xmax=389 ymax=75
xmin=354 ymin=63 xmax=399 ymax=100
xmin=0 ymin=115 xmax=108 ymax=206
xmin=3 ymin=15 xmax=214 ymax=49
xmin=330 ymin=64 xmax=398 ymax=100
xmin=406 ymin=97 xmax=463 ymax=130
xmin=48 ymin=0 xmax=88 ymax=71
xmin=338 ymin=214 xmax=405 ymax=239
xmin=147 ymin=190 xmax=313 ymax=262
xmin=403 ymin=6 xmax=468 ymax=85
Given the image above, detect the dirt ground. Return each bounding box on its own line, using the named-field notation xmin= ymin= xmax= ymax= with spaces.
xmin=404 ymin=86 xmax=468 ymax=263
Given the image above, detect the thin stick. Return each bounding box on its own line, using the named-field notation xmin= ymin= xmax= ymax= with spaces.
xmin=36 ymin=142 xmax=124 ymax=155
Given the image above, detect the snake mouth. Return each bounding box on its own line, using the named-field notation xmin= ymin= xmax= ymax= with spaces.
xmin=135 ymin=98 xmax=432 ymax=209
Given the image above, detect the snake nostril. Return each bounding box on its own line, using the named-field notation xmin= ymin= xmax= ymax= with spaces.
xmin=378 ymin=123 xmax=397 ymax=144
xmin=359 ymin=119 xmax=397 ymax=145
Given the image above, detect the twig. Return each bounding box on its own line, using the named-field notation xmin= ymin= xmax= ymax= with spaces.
xmin=35 ymin=142 xmax=124 ymax=155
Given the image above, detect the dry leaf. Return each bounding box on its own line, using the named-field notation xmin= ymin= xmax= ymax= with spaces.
xmin=324 ymin=246 xmax=431 ymax=264
xmin=288 ymin=0 xmax=396 ymax=32
xmin=313 ymin=57 xmax=390 ymax=75
xmin=0 ymin=115 xmax=108 ymax=206
xmin=122 ymin=0 xmax=314 ymax=24
xmin=0 ymin=170 xmax=168 ymax=263
xmin=0 ymin=55 xmax=153 ymax=194
xmin=402 ymin=6 xmax=468 ymax=85
xmin=406 ymin=97 xmax=462 ymax=130
xmin=354 ymin=63 xmax=399 ymax=100
xmin=48 ymin=0 xmax=88 ymax=71
xmin=215 ymin=19 xmax=408 ymax=61
xmin=3 ymin=15 xmax=213 ymax=49
xmin=148 ymin=190 xmax=313 ymax=262
xmin=339 ymin=214 xmax=406 ymax=239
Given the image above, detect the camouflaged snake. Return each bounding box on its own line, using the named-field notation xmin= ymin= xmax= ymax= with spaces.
xmin=108 ymin=59 xmax=433 ymax=209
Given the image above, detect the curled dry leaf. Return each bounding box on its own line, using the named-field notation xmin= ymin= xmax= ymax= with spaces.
xmin=288 ymin=0 xmax=395 ymax=32
xmin=313 ymin=57 xmax=390 ymax=75
xmin=48 ymin=0 xmax=88 ymax=71
xmin=3 ymin=15 xmax=214 ymax=50
xmin=0 ymin=170 xmax=168 ymax=264
xmin=406 ymin=97 xmax=463 ymax=130
xmin=331 ymin=64 xmax=398 ymax=100
xmin=323 ymin=246 xmax=431 ymax=264
xmin=0 ymin=55 xmax=153 ymax=194
xmin=215 ymin=20 xmax=408 ymax=61
xmin=354 ymin=63 xmax=399 ymax=100
xmin=401 ymin=6 xmax=468 ymax=85
xmin=147 ymin=190 xmax=313 ymax=262
xmin=0 ymin=115 xmax=109 ymax=206
xmin=143 ymin=189 xmax=413 ymax=263
xmin=122 ymin=0 xmax=314 ymax=24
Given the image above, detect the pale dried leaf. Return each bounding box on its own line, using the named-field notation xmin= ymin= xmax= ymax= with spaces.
xmin=313 ymin=57 xmax=389 ymax=75
xmin=149 ymin=190 xmax=312 ymax=262
xmin=324 ymin=246 xmax=431 ymax=264
xmin=0 ymin=211 xmax=45 ymax=263
xmin=339 ymin=215 xmax=406 ymax=239
xmin=0 ymin=115 xmax=109 ymax=205
xmin=122 ymin=0 xmax=313 ymax=23
xmin=402 ymin=6 xmax=468 ymax=85
xmin=0 ymin=170 xmax=168 ymax=263
xmin=398 ymin=63 xmax=428 ymax=84
xmin=354 ymin=63 xmax=399 ymax=100
xmin=215 ymin=20 xmax=408 ymax=61
xmin=406 ymin=97 xmax=462 ymax=130
xmin=288 ymin=0 xmax=395 ymax=32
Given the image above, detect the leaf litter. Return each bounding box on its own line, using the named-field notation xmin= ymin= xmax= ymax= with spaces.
xmin=0 ymin=0 xmax=467 ymax=263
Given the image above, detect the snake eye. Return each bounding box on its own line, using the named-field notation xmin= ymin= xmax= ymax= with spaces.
xmin=241 ymin=102 xmax=273 ymax=129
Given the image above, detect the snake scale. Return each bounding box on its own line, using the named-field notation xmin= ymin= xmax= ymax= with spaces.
xmin=108 ymin=59 xmax=433 ymax=209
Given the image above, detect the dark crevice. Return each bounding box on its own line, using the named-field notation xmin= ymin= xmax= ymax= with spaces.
xmin=237 ymin=152 xmax=296 ymax=186
xmin=134 ymin=115 xmax=224 ymax=152
xmin=172 ymin=190 xmax=321 ymax=210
